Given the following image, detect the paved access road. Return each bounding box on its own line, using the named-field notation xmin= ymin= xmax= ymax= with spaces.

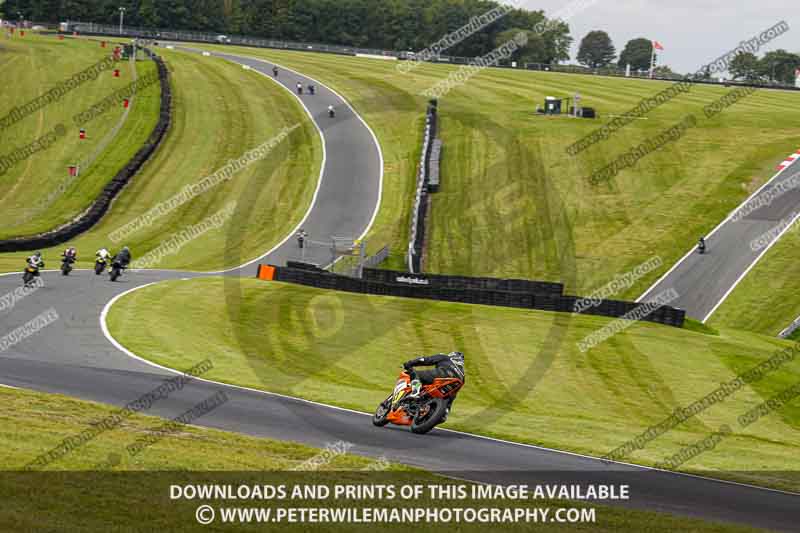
xmin=0 ymin=49 xmax=797 ymax=531
xmin=639 ymin=158 xmax=800 ymax=322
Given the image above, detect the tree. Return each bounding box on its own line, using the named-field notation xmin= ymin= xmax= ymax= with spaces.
xmin=576 ymin=30 xmax=615 ymax=68
xmin=758 ymin=49 xmax=800 ymax=84
xmin=729 ymin=52 xmax=760 ymax=81
xmin=653 ymin=65 xmax=674 ymax=77
xmin=618 ymin=38 xmax=652 ymax=71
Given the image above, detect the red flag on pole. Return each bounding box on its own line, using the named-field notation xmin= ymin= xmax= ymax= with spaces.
xmin=653 ymin=41 xmax=664 ymax=51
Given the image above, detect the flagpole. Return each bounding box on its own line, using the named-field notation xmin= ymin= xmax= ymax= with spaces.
xmin=649 ymin=43 xmax=656 ymax=78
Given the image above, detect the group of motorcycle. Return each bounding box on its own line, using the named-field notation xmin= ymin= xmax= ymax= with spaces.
xmin=23 ymin=247 xmax=130 ymax=287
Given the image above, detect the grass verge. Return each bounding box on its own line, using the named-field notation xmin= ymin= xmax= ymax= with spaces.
xmin=108 ymin=278 xmax=800 ymax=492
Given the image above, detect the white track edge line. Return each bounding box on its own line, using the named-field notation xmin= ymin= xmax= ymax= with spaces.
xmin=637 ymin=158 xmax=800 ymax=303
xmin=701 ymin=209 xmax=800 ymax=323
xmin=185 ymin=47 xmax=384 ymax=274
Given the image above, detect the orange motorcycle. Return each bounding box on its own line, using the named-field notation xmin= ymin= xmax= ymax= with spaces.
xmin=372 ymin=369 xmax=463 ymax=434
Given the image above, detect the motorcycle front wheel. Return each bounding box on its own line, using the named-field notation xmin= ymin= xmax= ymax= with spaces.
xmin=372 ymin=398 xmax=391 ymax=427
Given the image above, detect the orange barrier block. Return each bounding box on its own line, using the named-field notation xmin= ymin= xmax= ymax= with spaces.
xmin=257 ymin=265 xmax=275 ymax=281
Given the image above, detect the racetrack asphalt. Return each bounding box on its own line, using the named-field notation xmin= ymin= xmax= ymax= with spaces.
xmin=638 ymin=157 xmax=800 ymax=323
xmin=0 ymin=49 xmax=797 ymax=531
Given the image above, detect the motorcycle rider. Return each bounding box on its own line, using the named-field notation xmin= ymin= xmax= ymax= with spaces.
xmin=404 ymin=351 xmax=464 ymax=418
xmin=296 ymin=82 xmax=303 ymax=95
xmin=62 ymin=247 xmax=77 ymax=263
xmin=328 ymin=105 xmax=335 ymax=118
xmin=698 ymin=236 xmax=706 ymax=254
xmin=307 ymin=83 xmax=315 ymax=95
xmin=24 ymin=251 xmax=45 ymax=285
xmin=26 ymin=251 xmax=45 ymax=270
xmin=96 ymin=247 xmax=111 ymax=263
xmin=113 ymin=246 xmax=132 ymax=268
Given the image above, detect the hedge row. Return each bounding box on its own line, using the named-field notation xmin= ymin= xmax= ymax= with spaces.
xmin=0 ymin=50 xmax=172 ymax=252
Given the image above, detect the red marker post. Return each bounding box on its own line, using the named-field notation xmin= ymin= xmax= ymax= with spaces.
xmin=113 ymin=69 xmax=120 ymax=77
xmin=19 ymin=31 xmax=24 ymax=37
xmin=58 ymin=34 xmax=64 ymax=40
xmin=101 ymin=41 xmax=106 ymax=48
xmin=68 ymin=165 xmax=79 ymax=177
xmin=79 ymin=129 xmax=86 ymax=140
xmin=123 ymin=99 xmax=129 ymax=108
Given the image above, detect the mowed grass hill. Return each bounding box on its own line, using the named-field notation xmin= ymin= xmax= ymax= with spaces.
xmin=0 ymin=45 xmax=322 ymax=273
xmin=109 ymin=278 xmax=800 ymax=492
xmin=0 ymin=33 xmax=160 ymax=238
xmin=195 ymin=44 xmax=800 ymax=301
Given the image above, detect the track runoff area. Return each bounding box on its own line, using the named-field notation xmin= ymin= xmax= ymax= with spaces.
xmin=3 ymin=23 xmax=800 ymax=533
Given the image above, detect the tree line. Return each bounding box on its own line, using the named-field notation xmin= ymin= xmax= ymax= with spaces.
xmin=577 ymin=29 xmax=800 ymax=85
xmin=2 ymin=0 xmax=572 ymax=64
xmin=5 ymin=1 xmax=798 ymax=82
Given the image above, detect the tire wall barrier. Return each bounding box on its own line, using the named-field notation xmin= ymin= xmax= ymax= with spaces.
xmin=407 ymin=100 xmax=438 ymax=273
xmin=0 ymin=49 xmax=171 ymax=253
xmin=261 ymin=265 xmax=686 ymax=327
xmin=363 ymin=267 xmax=563 ymax=296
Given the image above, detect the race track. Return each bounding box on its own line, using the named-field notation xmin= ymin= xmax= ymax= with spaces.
xmin=0 ymin=49 xmax=798 ymax=531
xmin=639 ymin=158 xmax=800 ymax=322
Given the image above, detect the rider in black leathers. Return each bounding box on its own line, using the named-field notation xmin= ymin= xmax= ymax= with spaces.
xmin=403 ymin=351 xmax=465 ymax=419
xmin=113 ymin=246 xmax=132 ymax=267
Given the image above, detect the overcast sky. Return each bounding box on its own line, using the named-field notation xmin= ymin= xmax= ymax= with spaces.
xmin=511 ymin=0 xmax=799 ymax=73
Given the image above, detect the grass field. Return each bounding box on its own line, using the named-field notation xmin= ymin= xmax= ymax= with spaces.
xmin=0 ymin=34 xmax=161 ymax=238
xmin=0 ymin=386 xmax=760 ymax=532
xmin=108 ymin=278 xmax=800 ymax=492
xmin=709 ymin=220 xmax=800 ymax=335
xmin=194 ymin=45 xmax=800 ymax=302
xmin=0 ymin=47 xmax=321 ymax=273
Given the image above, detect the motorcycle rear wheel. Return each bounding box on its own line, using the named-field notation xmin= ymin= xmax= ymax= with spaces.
xmin=410 ymin=398 xmax=448 ymax=434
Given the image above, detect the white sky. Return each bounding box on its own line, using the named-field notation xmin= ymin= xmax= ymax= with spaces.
xmin=510 ymin=0 xmax=799 ymax=73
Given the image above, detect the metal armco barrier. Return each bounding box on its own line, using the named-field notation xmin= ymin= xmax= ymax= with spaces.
xmin=259 ymin=265 xmax=685 ymax=327
xmin=407 ymin=100 xmax=438 ymax=273
xmin=0 ymin=49 xmax=171 ymax=252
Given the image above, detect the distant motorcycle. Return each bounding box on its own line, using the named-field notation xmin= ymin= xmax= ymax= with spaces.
xmin=372 ymin=368 xmax=463 ymax=434
xmin=94 ymin=257 xmax=107 ymax=275
xmin=61 ymin=256 xmax=75 ymax=276
xmin=109 ymin=260 xmax=125 ymax=282
xmin=328 ymin=107 xmax=335 ymax=118
xmin=23 ymin=263 xmax=42 ymax=287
